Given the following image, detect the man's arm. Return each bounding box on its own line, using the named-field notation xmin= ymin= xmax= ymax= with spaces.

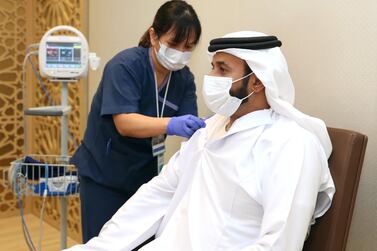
xmin=242 ymin=133 xmax=327 ymax=251
xmin=65 ymin=150 xmax=183 ymax=251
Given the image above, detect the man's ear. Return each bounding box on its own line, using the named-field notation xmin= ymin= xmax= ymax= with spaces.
xmin=251 ymin=77 xmax=265 ymax=93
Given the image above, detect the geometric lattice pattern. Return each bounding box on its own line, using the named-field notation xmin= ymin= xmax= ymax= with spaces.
xmin=0 ymin=0 xmax=86 ymax=242
xmin=0 ymin=0 xmax=28 ymax=217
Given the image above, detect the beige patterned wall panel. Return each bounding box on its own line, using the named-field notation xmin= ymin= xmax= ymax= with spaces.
xmin=0 ymin=0 xmax=27 ymax=217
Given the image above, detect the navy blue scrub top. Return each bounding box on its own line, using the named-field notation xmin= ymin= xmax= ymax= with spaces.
xmin=71 ymin=46 xmax=198 ymax=192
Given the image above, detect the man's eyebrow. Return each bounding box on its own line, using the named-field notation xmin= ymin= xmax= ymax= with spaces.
xmin=214 ymin=61 xmax=231 ymax=69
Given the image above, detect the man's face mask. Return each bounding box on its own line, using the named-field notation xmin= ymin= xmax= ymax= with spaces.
xmin=155 ymin=42 xmax=192 ymax=71
xmin=202 ymin=72 xmax=254 ymax=117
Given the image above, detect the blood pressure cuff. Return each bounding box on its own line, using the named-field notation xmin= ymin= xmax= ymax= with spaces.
xmin=208 ymin=36 xmax=282 ymax=52
xmin=21 ymin=156 xmax=75 ymax=180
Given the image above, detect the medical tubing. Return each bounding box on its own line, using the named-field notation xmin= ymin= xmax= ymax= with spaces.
xmin=17 ymin=187 xmax=36 ymax=251
xmin=28 ymin=54 xmax=55 ymax=106
xmin=31 ymin=53 xmax=79 ymax=148
xmin=23 ymin=49 xmax=79 ymax=150
xmin=18 ymin=173 xmax=36 ymax=251
xmin=38 ymin=189 xmax=48 ymax=251
xmin=26 ymin=43 xmax=40 ymax=53
xmin=29 ymin=54 xmax=79 ymax=149
xmin=22 ymin=50 xmax=39 ymax=155
xmin=18 ymin=194 xmax=31 ymax=250
xmin=37 ymin=164 xmax=49 ymax=251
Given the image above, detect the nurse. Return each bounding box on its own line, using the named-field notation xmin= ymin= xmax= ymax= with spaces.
xmin=71 ymin=0 xmax=204 ymax=243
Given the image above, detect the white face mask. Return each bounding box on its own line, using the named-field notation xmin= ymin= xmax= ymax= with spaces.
xmin=155 ymin=42 xmax=192 ymax=71
xmin=202 ymin=73 xmax=254 ymax=117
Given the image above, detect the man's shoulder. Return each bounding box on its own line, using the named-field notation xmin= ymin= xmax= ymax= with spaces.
xmin=261 ymin=116 xmax=319 ymax=148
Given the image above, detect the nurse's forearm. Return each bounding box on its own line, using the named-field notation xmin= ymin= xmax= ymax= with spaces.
xmin=113 ymin=113 xmax=170 ymax=138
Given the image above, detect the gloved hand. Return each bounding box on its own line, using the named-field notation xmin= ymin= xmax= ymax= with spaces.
xmin=167 ymin=115 xmax=206 ymax=138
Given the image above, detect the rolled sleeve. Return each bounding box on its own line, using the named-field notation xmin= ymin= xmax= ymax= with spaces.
xmin=100 ymin=62 xmax=141 ymax=116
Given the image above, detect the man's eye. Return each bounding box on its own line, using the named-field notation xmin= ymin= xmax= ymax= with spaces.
xmin=220 ymin=67 xmax=226 ymax=72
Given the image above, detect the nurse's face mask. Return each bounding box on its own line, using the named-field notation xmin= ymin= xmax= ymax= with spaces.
xmin=155 ymin=41 xmax=192 ymax=71
xmin=202 ymin=72 xmax=254 ymax=117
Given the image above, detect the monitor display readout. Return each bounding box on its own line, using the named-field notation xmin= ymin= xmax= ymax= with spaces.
xmin=46 ymin=42 xmax=81 ymax=68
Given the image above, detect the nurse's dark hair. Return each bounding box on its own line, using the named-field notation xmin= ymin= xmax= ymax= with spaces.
xmin=139 ymin=0 xmax=201 ymax=47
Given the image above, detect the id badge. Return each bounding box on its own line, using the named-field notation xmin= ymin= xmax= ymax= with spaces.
xmin=157 ymin=154 xmax=164 ymax=174
xmin=152 ymin=134 xmax=166 ymax=157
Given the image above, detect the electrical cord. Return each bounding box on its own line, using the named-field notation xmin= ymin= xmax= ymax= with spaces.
xmin=16 ymin=173 xmax=36 ymax=251
xmin=17 ymin=176 xmax=34 ymax=250
xmin=28 ymin=55 xmax=55 ymax=106
xmin=25 ymin=44 xmax=54 ymax=106
xmin=38 ymin=189 xmax=48 ymax=251
xmin=29 ymin=54 xmax=79 ymax=150
xmin=23 ymin=49 xmax=79 ymax=150
xmin=22 ymin=50 xmax=39 ymax=156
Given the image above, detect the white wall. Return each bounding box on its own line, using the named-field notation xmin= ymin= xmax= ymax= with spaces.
xmin=89 ymin=1 xmax=377 ymax=249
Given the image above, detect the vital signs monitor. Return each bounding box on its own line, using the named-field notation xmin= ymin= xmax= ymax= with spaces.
xmin=39 ymin=25 xmax=90 ymax=79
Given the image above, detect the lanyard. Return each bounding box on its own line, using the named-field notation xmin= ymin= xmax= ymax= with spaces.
xmin=154 ymin=70 xmax=172 ymax=118
xmin=153 ymin=70 xmax=170 ymax=174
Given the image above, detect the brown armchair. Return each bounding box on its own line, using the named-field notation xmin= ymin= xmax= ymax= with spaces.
xmin=303 ymin=127 xmax=368 ymax=251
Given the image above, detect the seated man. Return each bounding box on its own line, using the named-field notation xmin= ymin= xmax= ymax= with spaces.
xmin=66 ymin=31 xmax=335 ymax=251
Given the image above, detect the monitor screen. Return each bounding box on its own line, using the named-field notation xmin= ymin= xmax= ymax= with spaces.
xmin=46 ymin=42 xmax=82 ymax=69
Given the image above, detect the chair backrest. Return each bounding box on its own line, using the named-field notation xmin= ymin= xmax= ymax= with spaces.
xmin=303 ymin=127 xmax=368 ymax=251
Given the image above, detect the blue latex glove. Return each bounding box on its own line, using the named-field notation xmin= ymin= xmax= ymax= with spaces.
xmin=167 ymin=115 xmax=206 ymax=138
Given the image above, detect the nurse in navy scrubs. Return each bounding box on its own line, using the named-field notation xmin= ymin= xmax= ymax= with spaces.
xmin=71 ymin=0 xmax=205 ymax=243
